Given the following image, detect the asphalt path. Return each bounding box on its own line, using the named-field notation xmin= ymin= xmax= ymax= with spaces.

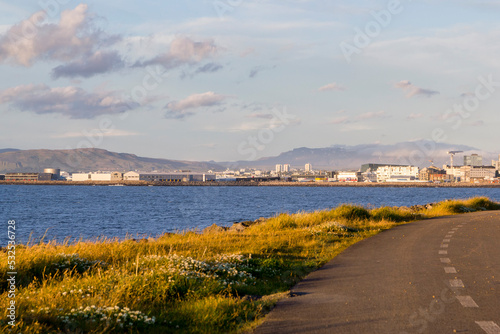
xmin=254 ymin=211 xmax=500 ymax=334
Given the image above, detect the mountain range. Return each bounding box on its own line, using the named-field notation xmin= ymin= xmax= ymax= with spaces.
xmin=227 ymin=140 xmax=490 ymax=170
xmin=0 ymin=148 xmax=223 ymax=173
xmin=0 ymin=141 xmax=495 ymax=173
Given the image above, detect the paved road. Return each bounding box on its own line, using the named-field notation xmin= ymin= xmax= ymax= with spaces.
xmin=254 ymin=211 xmax=500 ymax=334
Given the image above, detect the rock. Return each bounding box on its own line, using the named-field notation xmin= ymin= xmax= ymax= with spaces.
xmin=241 ymin=295 xmax=262 ymax=301
xmin=229 ymin=222 xmax=248 ymax=233
xmin=203 ymin=224 xmax=228 ymax=234
xmin=254 ymin=217 xmax=267 ymax=223
xmin=398 ymin=206 xmax=413 ymax=213
xmin=240 ymin=220 xmax=257 ymax=226
xmin=326 ymin=221 xmax=358 ymax=232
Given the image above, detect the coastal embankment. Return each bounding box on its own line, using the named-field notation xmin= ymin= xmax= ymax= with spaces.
xmin=1 ymin=180 xmax=500 ymax=187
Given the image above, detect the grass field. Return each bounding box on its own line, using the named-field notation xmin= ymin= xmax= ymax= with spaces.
xmin=1 ymin=197 xmax=498 ymax=333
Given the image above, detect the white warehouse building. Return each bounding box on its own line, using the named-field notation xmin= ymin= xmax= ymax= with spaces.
xmin=72 ymin=172 xmax=124 ymax=182
xmin=376 ymin=166 xmax=419 ymax=182
xmin=123 ymin=171 xmax=216 ymax=182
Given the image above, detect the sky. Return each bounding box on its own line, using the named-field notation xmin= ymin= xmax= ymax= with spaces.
xmin=0 ymin=0 xmax=499 ymax=162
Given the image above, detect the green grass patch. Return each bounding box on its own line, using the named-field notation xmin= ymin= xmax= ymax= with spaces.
xmin=1 ymin=196 xmax=498 ymax=333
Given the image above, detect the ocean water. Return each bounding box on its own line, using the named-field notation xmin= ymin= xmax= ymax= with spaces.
xmin=1 ymin=185 xmax=500 ymax=245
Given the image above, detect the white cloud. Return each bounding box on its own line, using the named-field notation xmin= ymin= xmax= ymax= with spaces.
xmin=407 ymin=113 xmax=424 ymax=120
xmin=0 ymin=4 xmax=120 ymax=67
xmin=52 ymin=129 xmax=140 ymax=138
xmin=0 ymin=84 xmax=138 ymax=119
xmin=318 ymin=83 xmax=346 ymax=92
xmin=134 ymin=37 xmax=219 ymax=69
xmin=394 ymin=80 xmax=439 ymax=98
xmin=356 ymin=111 xmax=389 ymax=120
xmin=165 ymin=92 xmax=227 ymax=119
xmin=330 ymin=116 xmax=350 ymax=124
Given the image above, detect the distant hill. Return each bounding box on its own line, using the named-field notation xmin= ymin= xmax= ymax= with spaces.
xmin=0 ymin=141 xmax=493 ymax=174
xmin=0 ymin=149 xmax=19 ymax=154
xmin=0 ymin=148 xmax=224 ymax=173
xmin=224 ymin=141 xmax=488 ymax=170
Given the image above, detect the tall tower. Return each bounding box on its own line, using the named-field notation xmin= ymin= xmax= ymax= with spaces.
xmin=305 ymin=163 xmax=312 ymax=172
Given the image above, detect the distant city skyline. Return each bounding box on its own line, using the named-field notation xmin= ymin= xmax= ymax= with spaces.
xmin=1 ymin=1 xmax=499 ymax=162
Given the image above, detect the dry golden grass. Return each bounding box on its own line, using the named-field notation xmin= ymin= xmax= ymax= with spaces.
xmin=1 ymin=196 xmax=497 ymax=333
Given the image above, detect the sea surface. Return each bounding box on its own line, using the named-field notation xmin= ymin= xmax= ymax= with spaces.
xmin=2 ymin=185 xmax=500 ymax=245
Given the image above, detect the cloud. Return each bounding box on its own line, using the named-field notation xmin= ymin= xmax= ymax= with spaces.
xmin=165 ymin=92 xmax=227 ymax=119
xmin=394 ymin=80 xmax=440 ymax=98
xmin=318 ymin=83 xmax=346 ymax=92
xmin=51 ymin=50 xmax=125 ymax=79
xmin=407 ymin=113 xmax=424 ymax=120
xmin=52 ymin=129 xmax=140 ymax=138
xmin=330 ymin=116 xmax=350 ymax=124
xmin=195 ymin=62 xmax=223 ymax=74
xmin=246 ymin=113 xmax=275 ymax=119
xmin=134 ymin=37 xmax=218 ymax=69
xmin=249 ymin=65 xmax=276 ymax=78
xmin=0 ymin=84 xmax=138 ymax=119
xmin=356 ymin=111 xmax=389 ymax=120
xmin=0 ymin=4 xmax=120 ymax=67
xmin=470 ymin=120 xmax=485 ymax=127
xmin=222 ymin=117 xmax=301 ymax=132
xmin=330 ymin=111 xmax=388 ymax=124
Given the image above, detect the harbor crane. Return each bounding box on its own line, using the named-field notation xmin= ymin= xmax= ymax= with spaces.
xmin=447 ymin=151 xmax=463 ymax=170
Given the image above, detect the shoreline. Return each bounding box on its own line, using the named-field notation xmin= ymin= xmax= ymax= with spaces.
xmin=1 ymin=180 xmax=500 ymax=188
xmin=3 ymin=198 xmax=498 ymax=333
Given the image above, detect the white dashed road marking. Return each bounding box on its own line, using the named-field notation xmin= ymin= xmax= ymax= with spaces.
xmin=440 ymin=258 xmax=451 ymax=263
xmin=449 ymin=231 xmax=455 ymax=234
xmin=476 ymin=321 xmax=500 ymax=334
xmin=456 ymin=296 xmax=479 ymax=307
xmin=449 ymin=279 xmax=465 ymax=288
xmin=444 ymin=267 xmax=457 ymax=274
xmin=439 ymin=250 xmax=448 ymax=255
xmin=445 ymin=234 xmax=452 ymax=238
xmin=443 ymin=239 xmax=451 ymax=242
xmin=441 ymin=244 xmax=449 ymax=248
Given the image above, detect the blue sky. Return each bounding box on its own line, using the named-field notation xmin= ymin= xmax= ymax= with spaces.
xmin=0 ymin=0 xmax=499 ymax=161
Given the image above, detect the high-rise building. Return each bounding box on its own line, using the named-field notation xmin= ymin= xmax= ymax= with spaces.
xmin=275 ymin=164 xmax=282 ymax=173
xmin=492 ymin=154 xmax=500 ymax=171
xmin=464 ymin=154 xmax=482 ymax=167
xmin=305 ymin=163 xmax=312 ymax=172
xmin=283 ymin=164 xmax=290 ymax=173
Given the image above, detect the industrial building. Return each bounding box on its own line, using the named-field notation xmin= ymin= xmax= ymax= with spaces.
xmin=5 ymin=173 xmax=52 ymax=181
xmin=72 ymin=172 xmax=125 ymax=182
xmin=360 ymin=163 xmax=406 ymax=173
xmin=376 ymin=166 xmax=419 ymax=183
xmin=337 ymin=171 xmax=361 ymax=182
xmin=42 ymin=168 xmax=61 ymax=180
xmin=123 ymin=171 xmax=216 ymax=182
xmin=3 ymin=168 xmax=62 ymax=182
